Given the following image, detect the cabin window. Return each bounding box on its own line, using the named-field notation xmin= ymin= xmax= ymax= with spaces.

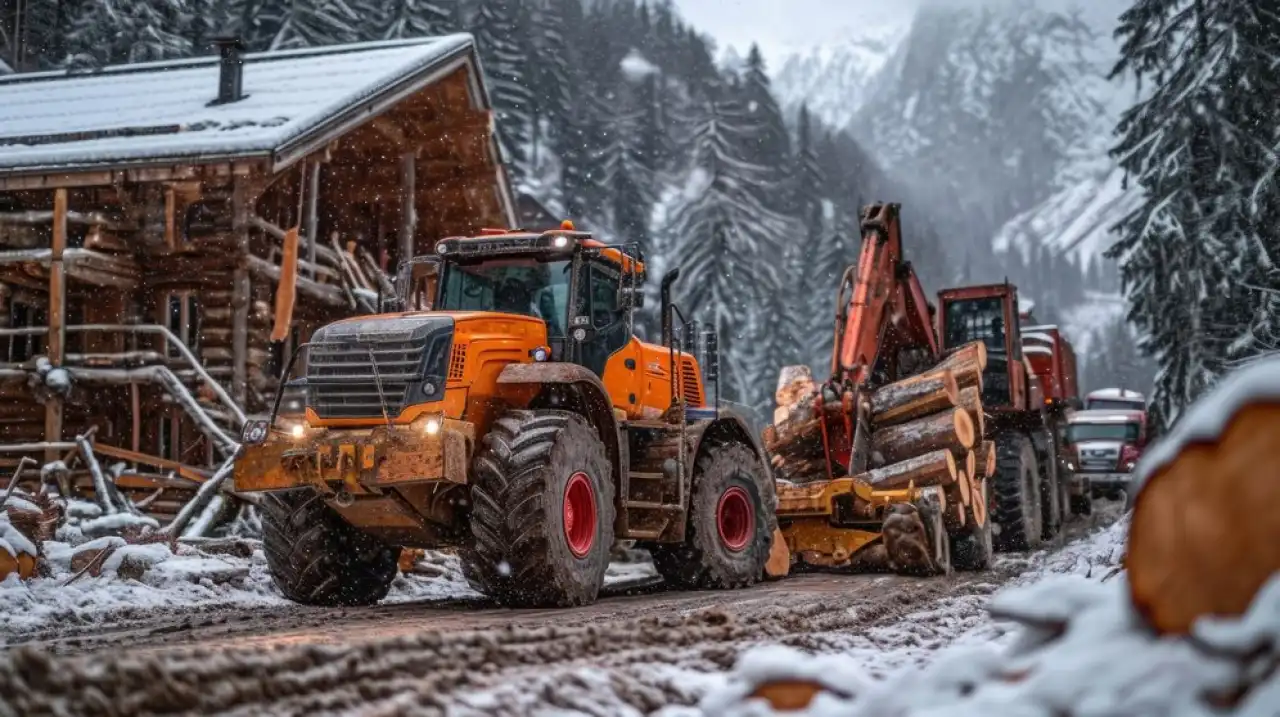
xmin=162 ymin=291 xmax=201 ymax=358
xmin=7 ymin=300 xmax=48 ymax=363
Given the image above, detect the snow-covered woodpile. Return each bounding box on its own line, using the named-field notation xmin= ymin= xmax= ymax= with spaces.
xmin=765 ymin=341 xmax=993 ymax=528
xmin=709 ymin=357 xmax=1280 ymax=716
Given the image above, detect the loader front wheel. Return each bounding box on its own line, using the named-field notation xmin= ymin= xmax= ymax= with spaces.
xmin=461 ymin=409 xmax=615 ymax=607
xmin=652 ymin=442 xmax=776 ymax=589
xmin=992 ymin=432 xmax=1043 ymax=552
xmin=261 ymin=489 xmax=402 ymax=607
xmin=950 ymin=515 xmax=992 ymax=571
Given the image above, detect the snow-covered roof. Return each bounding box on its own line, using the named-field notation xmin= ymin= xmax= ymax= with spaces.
xmin=0 ymin=35 xmax=482 ymax=175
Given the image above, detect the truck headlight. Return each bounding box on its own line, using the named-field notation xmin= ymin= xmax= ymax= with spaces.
xmin=290 ymin=423 xmax=307 ymax=439
xmin=1065 ymin=461 xmax=1076 ymax=471
xmin=1124 ymin=461 xmax=1136 ymax=470
xmin=423 ymin=417 xmax=441 ymax=436
xmin=241 ymin=419 xmax=269 ymax=445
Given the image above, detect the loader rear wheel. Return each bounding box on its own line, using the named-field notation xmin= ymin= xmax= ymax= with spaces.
xmin=260 ymin=489 xmax=401 ymax=607
xmin=992 ymin=432 xmax=1043 ymax=552
xmin=1037 ymin=431 xmax=1064 ymax=541
xmin=652 ymin=442 xmax=776 ymax=589
xmin=461 ymin=409 xmax=615 ymax=607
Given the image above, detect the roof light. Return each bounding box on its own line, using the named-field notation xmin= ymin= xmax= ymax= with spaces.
xmin=553 ymin=235 xmax=569 ymax=248
xmin=561 ymin=220 xmax=576 ymax=230
xmin=435 ymin=241 xmax=448 ymax=254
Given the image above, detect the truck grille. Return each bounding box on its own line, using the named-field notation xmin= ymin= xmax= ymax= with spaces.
xmin=306 ymin=316 xmax=454 ymax=419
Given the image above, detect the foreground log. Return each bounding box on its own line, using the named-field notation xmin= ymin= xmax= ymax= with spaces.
xmin=971 ymin=478 xmax=987 ymax=527
xmin=869 ymin=368 xmax=959 ymax=427
xmin=956 ymin=469 xmax=972 ymax=507
xmin=964 ymin=450 xmax=977 ymax=479
xmin=860 ymin=449 xmax=957 ymax=491
xmin=957 ymin=386 xmax=985 ymax=438
xmin=772 ymin=365 xmax=819 ymax=427
xmin=1127 ymin=385 xmax=1280 ymax=636
xmin=937 ymin=342 xmax=986 ymax=391
xmin=871 ymin=407 xmax=975 ymax=466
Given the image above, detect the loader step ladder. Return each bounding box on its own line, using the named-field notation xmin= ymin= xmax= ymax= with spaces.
xmin=620 ymin=420 xmax=689 ymax=541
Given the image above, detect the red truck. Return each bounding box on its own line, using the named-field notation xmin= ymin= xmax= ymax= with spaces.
xmin=936 ymin=283 xmax=1082 ymax=551
xmin=1063 ymin=409 xmax=1147 ymax=504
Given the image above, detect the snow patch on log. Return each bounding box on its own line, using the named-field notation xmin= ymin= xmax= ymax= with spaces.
xmin=1133 ymin=356 xmax=1280 ymax=493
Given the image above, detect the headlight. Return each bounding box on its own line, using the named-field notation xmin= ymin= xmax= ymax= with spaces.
xmin=290 ymin=423 xmax=307 ymax=439
xmin=1065 ymin=461 xmax=1075 ymax=471
xmin=241 ymin=419 xmax=269 ymax=445
xmin=423 ymin=417 xmax=441 ymax=435
xmin=1124 ymin=461 xmax=1136 ymax=470
xmin=531 ymin=346 xmax=549 ymax=362
xmin=553 ymin=235 xmax=569 ymax=248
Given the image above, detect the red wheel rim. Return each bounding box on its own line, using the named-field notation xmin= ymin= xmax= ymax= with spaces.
xmin=563 ymin=472 xmax=597 ymax=558
xmin=716 ymin=486 xmax=754 ymax=552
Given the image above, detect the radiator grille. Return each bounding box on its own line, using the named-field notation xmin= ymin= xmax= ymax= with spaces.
xmin=680 ymin=356 xmax=703 ymax=407
xmin=448 ymin=343 xmax=467 ymax=382
xmin=306 ymin=316 xmax=452 ymax=419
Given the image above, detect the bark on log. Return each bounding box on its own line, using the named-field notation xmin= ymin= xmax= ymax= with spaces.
xmin=860 ymin=450 xmax=957 ymax=491
xmin=1127 ymin=402 xmax=1280 ymax=636
xmin=870 ymin=368 xmax=959 ymax=428
xmin=870 ymin=408 xmax=975 ymax=466
xmin=938 ymin=343 xmax=985 ymax=391
xmin=957 ymin=386 xmax=985 ymax=439
xmin=977 ymin=441 xmax=996 ymax=477
xmin=939 ymin=341 xmax=987 ymax=372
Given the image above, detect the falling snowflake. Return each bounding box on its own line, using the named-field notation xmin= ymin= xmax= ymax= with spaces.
xmin=497 ymin=560 xmax=512 ymax=577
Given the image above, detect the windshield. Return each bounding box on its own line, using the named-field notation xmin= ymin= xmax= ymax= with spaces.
xmin=1067 ymin=422 xmax=1140 ymax=443
xmin=1088 ymin=399 xmax=1144 ymax=411
xmin=944 ymin=298 xmax=1007 ymax=353
xmin=438 ymin=258 xmax=572 ymax=337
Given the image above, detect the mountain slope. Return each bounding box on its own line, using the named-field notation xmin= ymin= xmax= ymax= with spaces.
xmin=770 ymin=20 xmax=906 ymax=129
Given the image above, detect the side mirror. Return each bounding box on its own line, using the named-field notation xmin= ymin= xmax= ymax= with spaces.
xmin=618 ymin=285 xmax=644 ymax=310
xmin=381 ymin=295 xmax=404 ymax=313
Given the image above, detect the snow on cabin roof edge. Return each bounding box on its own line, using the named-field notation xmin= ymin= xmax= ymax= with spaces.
xmin=0 ymin=34 xmax=484 ymax=177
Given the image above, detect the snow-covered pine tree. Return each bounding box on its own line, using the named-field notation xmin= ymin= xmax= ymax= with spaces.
xmin=662 ymin=93 xmax=793 ymax=418
xmin=260 ymin=0 xmax=365 ymax=50
xmin=1108 ymin=0 xmax=1280 ymax=427
xmin=740 ymin=43 xmax=791 ymax=204
xmin=64 ymin=0 xmax=195 ymax=67
xmin=524 ymin=0 xmax=573 ymax=175
xmin=786 ymin=104 xmax=835 ymax=370
xmin=379 ymin=0 xmax=455 ymax=39
xmin=472 ymin=0 xmax=533 ymax=179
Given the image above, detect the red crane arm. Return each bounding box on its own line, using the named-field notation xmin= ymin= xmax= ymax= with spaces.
xmin=831 ymin=203 xmax=939 ymax=387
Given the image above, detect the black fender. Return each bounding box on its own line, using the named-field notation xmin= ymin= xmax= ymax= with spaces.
xmin=688 ymin=409 xmax=772 ymax=489
xmin=496 ymin=362 xmax=622 ymax=483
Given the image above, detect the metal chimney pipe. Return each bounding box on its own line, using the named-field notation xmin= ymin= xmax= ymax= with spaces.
xmin=209 ymin=36 xmax=246 ymax=105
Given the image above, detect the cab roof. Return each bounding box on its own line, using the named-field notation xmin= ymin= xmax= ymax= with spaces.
xmin=435 ymin=223 xmax=644 ymax=273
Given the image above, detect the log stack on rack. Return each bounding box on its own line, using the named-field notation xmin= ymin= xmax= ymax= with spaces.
xmin=764 ymin=341 xmax=993 ymax=529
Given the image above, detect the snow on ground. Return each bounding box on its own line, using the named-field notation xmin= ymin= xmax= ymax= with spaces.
xmin=0 ymin=540 xmax=661 ymax=641
xmin=699 ymin=510 xmax=1278 ymax=717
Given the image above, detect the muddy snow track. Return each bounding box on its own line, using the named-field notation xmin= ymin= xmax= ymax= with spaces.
xmin=0 ymin=566 xmax=1019 ymax=716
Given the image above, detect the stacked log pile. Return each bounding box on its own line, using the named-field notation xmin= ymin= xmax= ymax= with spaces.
xmin=765 ymin=342 xmax=992 ymax=526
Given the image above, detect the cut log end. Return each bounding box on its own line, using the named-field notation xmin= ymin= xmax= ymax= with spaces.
xmin=1127 ymin=402 xmax=1280 ymax=636
xmin=956 ymin=470 xmax=972 ymax=507
xmin=971 ymin=478 xmax=987 ymax=527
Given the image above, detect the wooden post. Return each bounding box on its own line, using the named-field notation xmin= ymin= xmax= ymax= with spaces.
xmin=231 ymin=181 xmax=251 ymax=408
xmin=44 ymin=188 xmax=68 ymax=464
xmin=399 ymin=152 xmax=417 ymax=263
xmin=304 ymin=161 xmax=319 ymax=279
xmin=130 ymin=383 xmax=141 ymax=453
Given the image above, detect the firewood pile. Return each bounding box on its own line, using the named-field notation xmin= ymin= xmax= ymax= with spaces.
xmin=764 ymin=341 xmax=994 ymax=527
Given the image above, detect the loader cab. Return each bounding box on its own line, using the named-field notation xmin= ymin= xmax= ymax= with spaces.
xmin=421 ymin=224 xmax=645 ymax=376
xmin=936 ymin=283 xmax=1027 ymax=411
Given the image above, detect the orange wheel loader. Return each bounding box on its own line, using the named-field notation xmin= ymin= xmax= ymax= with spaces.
xmin=233 ymin=223 xmax=777 ymax=608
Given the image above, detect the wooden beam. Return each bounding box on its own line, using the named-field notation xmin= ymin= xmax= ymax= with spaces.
xmin=231 ymin=181 xmax=251 ymax=409
xmin=131 ymin=383 xmax=141 ymax=454
xmin=45 ymin=188 xmax=68 ymax=464
xmin=164 ymin=187 xmax=177 ymax=247
xmin=399 ymin=153 xmax=417 ymax=261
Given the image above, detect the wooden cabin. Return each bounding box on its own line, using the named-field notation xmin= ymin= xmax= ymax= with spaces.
xmin=0 ymin=34 xmax=516 ymax=519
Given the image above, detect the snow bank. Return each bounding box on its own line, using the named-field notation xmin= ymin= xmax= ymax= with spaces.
xmin=700 ymin=513 xmax=1279 ymax=717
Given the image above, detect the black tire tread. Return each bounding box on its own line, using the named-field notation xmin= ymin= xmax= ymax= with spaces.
xmin=462 ymin=409 xmax=614 ymax=607
xmin=260 ymin=489 xmax=401 ymax=607
xmin=991 ymin=432 xmax=1041 ymax=552
xmin=651 ymin=442 xmax=777 ymax=589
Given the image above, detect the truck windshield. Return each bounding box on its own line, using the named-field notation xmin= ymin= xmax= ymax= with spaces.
xmin=1087 ymin=399 xmax=1144 ymax=411
xmin=438 ymin=258 xmax=572 ymax=337
xmin=1067 ymin=423 xmax=1140 ymax=443
xmin=944 ymin=297 xmax=1007 ymax=353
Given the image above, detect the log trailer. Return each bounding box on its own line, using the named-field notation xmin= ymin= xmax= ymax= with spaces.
xmin=233 ymin=222 xmax=777 ymax=608
xmin=765 ymin=203 xmax=1081 ymax=577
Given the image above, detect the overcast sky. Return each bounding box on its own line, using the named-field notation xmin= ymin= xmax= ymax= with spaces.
xmin=669 ymin=0 xmax=919 ymax=62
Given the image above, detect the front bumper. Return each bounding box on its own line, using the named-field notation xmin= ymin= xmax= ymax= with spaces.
xmin=1079 ymin=472 xmax=1133 ymax=490
xmin=233 ymin=418 xmax=476 ymax=494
